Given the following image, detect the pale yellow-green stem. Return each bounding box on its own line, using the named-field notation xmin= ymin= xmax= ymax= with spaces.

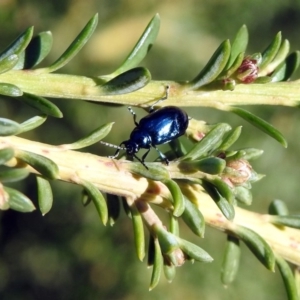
xmin=1 ymin=70 xmax=300 ymax=107
xmin=1 ymin=136 xmax=299 ymax=266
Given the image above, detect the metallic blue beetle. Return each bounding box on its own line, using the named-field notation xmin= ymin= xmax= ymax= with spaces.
xmin=102 ymin=86 xmax=189 ymax=168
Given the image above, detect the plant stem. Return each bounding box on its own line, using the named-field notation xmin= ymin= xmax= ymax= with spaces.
xmin=1 ymin=70 xmax=300 ymax=107
xmin=1 ymin=135 xmax=299 ymax=265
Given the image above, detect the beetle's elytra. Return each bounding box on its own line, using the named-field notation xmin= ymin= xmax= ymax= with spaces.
xmin=102 ymin=86 xmax=189 ymax=169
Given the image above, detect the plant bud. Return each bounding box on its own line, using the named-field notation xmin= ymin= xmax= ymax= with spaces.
xmin=223 ymin=159 xmax=253 ymax=186
xmin=236 ymin=57 xmax=259 ymax=83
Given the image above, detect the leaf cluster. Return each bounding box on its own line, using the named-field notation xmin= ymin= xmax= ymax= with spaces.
xmin=0 ymin=13 xmax=299 ymax=300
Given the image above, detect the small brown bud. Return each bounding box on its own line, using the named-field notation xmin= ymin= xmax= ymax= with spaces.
xmin=223 ymin=159 xmax=253 ymax=186
xmin=236 ymin=57 xmax=259 ymax=83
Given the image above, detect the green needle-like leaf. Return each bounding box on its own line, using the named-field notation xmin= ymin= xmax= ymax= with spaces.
xmin=233 ymin=225 xmax=275 ymax=271
xmin=19 ymin=115 xmax=47 ymax=133
xmin=269 ymin=215 xmax=300 ymax=229
xmin=81 ymin=190 xmax=91 ymax=207
xmin=230 ymin=107 xmax=287 ymax=147
xmin=276 ymin=255 xmax=299 ymax=300
xmin=224 ymin=150 xmax=245 ymax=162
xmin=202 ymin=181 xmax=235 ymax=220
xmin=169 ymin=214 xmax=179 ymax=236
xmin=36 ymin=176 xmax=53 ymax=216
xmin=234 ymin=186 xmax=252 ymax=205
xmin=4 ymin=186 xmax=35 ymax=212
xmin=260 ymin=39 xmax=290 ymax=77
xmin=153 ymin=224 xmax=180 ymax=255
xmin=20 ymin=93 xmax=63 ymax=118
xmin=163 ymin=179 xmax=185 ymax=217
xmin=268 ymin=199 xmax=289 ymax=216
xmin=181 ymin=123 xmax=231 ymax=161
xmin=216 ymin=195 xmax=235 ymax=220
xmin=283 ymin=51 xmax=300 ymax=80
xmin=272 ymin=39 xmax=290 ymax=65
xmin=186 ymin=157 xmax=226 ymax=174
xmin=271 ymin=62 xmax=288 ymax=83
xmin=0 ymin=54 xmax=19 ymax=74
xmin=222 ymin=52 xmax=244 ymax=78
xmin=0 ymin=118 xmax=21 ymax=136
xmin=188 ymin=39 xmax=231 ymax=89
xmin=227 ymin=25 xmax=248 ymax=68
xmin=128 ymin=162 xmax=170 ymax=182
xmin=253 ymin=76 xmax=272 ymax=84
xmin=0 ymin=83 xmax=23 ymax=97
xmin=101 ymin=67 xmax=151 ymax=95
xmin=44 ymin=14 xmax=98 ymax=73
xmin=181 ymin=196 xmax=205 ymax=237
xmin=177 ymin=237 xmax=213 ymax=262
xmin=206 ymin=177 xmax=235 ymax=204
xmin=240 ymin=148 xmax=264 ymax=160
xmin=15 ymin=150 xmax=59 ymax=179
xmin=81 ymin=179 xmax=108 ymax=225
xmin=0 ymin=168 xmax=29 ymax=183
xmin=260 ymin=32 xmax=282 ymax=71
xmin=169 ymin=139 xmax=187 ymax=157
xmin=24 ymin=31 xmax=53 ymax=69
xmin=130 ymin=202 xmax=145 ymax=261
xmin=221 ymin=235 xmax=241 ymax=285
xmin=13 ymin=51 xmax=25 ymax=70
xmin=152 ymin=234 xmax=182 ymax=267
xmin=0 ymin=27 xmax=34 ymax=60
xmin=271 ymin=51 xmax=300 ymax=82
xmin=163 ymin=264 xmax=176 ymax=283
xmin=149 ymin=238 xmax=163 ymax=291
xmin=112 ymin=13 xmax=160 ymax=76
xmin=0 ymin=148 xmax=14 ymax=165
xmin=62 ymin=122 xmax=114 ymax=150
xmin=226 ymin=148 xmax=264 ymax=162
xmin=219 ymin=126 xmax=242 ymax=151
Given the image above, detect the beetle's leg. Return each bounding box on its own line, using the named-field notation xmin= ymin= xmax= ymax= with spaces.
xmin=128 ymin=107 xmax=139 ymax=126
xmin=149 ymin=85 xmax=170 ymax=112
xmin=141 ymin=148 xmax=151 ymax=162
xmin=133 ymin=153 xmax=149 ymax=170
xmin=130 ymin=149 xmax=150 ymax=170
xmin=110 ymin=148 xmax=121 ymax=159
xmin=153 ymin=146 xmax=169 ymax=165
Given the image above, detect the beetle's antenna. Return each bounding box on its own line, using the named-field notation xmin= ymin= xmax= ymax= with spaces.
xmin=128 ymin=107 xmax=139 ymax=126
xmin=149 ymin=85 xmax=170 ymax=112
xmin=101 ymin=141 xmax=148 ymax=168
xmin=100 ymin=141 xmax=126 ymax=159
xmin=100 ymin=141 xmax=125 ymax=150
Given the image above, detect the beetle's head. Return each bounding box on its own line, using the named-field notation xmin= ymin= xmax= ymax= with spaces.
xmin=122 ymin=141 xmax=139 ymax=155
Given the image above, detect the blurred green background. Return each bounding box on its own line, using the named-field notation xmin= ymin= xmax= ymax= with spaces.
xmin=1 ymin=0 xmax=300 ymax=299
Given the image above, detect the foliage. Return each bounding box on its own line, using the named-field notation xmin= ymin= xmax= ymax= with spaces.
xmin=0 ymin=11 xmax=300 ymax=300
